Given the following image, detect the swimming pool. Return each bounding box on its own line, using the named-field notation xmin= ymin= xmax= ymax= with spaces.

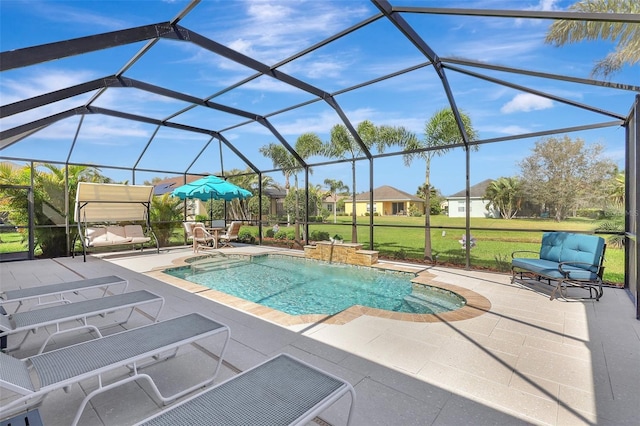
xmin=164 ymin=255 xmax=466 ymax=316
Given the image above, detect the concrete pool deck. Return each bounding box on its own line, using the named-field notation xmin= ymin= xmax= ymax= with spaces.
xmin=1 ymin=245 xmax=638 ymax=425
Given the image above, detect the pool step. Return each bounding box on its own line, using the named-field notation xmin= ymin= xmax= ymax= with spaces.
xmin=403 ymin=294 xmax=437 ymax=311
xmin=190 ymin=255 xmax=227 ymax=267
xmin=191 ymin=258 xmax=247 ymax=272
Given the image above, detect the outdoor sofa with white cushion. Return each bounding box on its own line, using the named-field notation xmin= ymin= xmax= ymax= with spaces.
xmin=136 ymin=353 xmax=356 ymax=426
xmin=83 ymin=224 xmax=153 ymax=248
xmin=0 ymin=313 xmax=230 ymax=426
xmin=0 ymin=290 xmax=164 ymax=353
xmin=74 ymin=182 xmax=159 ymax=261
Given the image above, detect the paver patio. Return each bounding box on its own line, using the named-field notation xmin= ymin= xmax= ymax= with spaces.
xmin=1 ymin=246 xmax=637 ymax=425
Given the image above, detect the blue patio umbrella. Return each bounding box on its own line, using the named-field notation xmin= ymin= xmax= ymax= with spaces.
xmin=171 ymin=176 xmax=252 ymax=221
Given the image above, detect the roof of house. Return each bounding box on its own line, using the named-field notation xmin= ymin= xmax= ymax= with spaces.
xmin=355 ymin=185 xmax=423 ymax=202
xmin=263 ymin=187 xmax=286 ymax=198
xmin=323 ymin=194 xmax=349 ymax=203
xmin=152 ymin=175 xmax=206 ymax=196
xmin=448 ymin=179 xmax=494 ymax=199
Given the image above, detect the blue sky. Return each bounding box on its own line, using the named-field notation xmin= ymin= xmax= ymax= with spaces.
xmin=0 ymin=0 xmax=637 ymax=197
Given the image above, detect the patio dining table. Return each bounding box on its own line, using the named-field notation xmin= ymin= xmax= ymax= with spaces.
xmin=205 ymin=227 xmax=225 ymax=249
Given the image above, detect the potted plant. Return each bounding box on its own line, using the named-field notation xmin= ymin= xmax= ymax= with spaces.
xmin=330 ymin=234 xmax=343 ymax=244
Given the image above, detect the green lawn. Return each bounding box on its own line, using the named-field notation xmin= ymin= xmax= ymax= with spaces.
xmin=245 ymin=215 xmax=625 ymax=284
xmin=1 ymin=216 xmax=624 ymax=284
xmin=0 ymin=232 xmax=28 ymax=253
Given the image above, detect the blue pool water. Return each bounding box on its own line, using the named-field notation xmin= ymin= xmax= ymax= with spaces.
xmin=164 ymin=255 xmax=465 ymax=316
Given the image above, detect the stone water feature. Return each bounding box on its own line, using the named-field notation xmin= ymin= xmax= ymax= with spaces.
xmin=303 ymin=241 xmax=378 ymax=266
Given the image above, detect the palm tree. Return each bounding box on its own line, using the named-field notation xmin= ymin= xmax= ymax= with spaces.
xmin=224 ymin=171 xmax=258 ymax=221
xmin=609 ymin=171 xmax=625 ymax=207
xmin=484 ymin=177 xmax=523 ymax=219
xmin=324 ymin=121 xmax=414 ymax=241
xmin=0 ymin=163 xmax=106 ymax=257
xmin=596 ymin=170 xmax=625 ymax=249
xmin=260 ymin=133 xmax=323 ymax=245
xmin=545 ymin=0 xmax=640 ymax=77
xmin=399 ymin=108 xmax=477 ymax=261
xmin=245 ymin=173 xmax=279 ymax=224
xmin=416 ymin=183 xmax=442 ymax=215
xmin=324 ymin=178 xmax=349 ymax=223
xmin=150 ymin=193 xmax=183 ymax=246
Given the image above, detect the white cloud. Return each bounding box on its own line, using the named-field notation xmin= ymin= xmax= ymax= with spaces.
xmin=479 ymin=124 xmax=532 ymax=135
xmin=498 ymin=125 xmax=531 ymax=134
xmin=1 ymin=69 xmax=96 ymax=103
xmin=528 ymin=0 xmax=561 ymax=12
xmin=500 ymin=93 xmax=553 ymax=113
xmin=214 ymin=0 xmax=370 ymax=65
xmin=0 ymin=69 xmax=99 ymax=131
xmin=451 ymin=35 xmax=543 ymax=63
xmin=33 ymin=2 xmax=128 ymax=30
xmin=514 ymin=0 xmax=561 ymax=26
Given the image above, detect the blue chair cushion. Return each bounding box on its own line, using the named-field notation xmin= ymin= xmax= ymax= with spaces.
xmin=512 ymin=258 xmax=599 ymax=281
xmin=539 ymin=232 xmax=565 ymax=263
xmin=559 ymin=264 xmax=599 ymax=281
xmin=558 ymin=233 xmax=605 ymax=274
xmin=512 ymin=258 xmax=564 ymax=279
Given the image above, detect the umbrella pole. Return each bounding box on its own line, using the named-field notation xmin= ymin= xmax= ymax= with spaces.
xmin=209 ymin=194 xmax=213 ymax=226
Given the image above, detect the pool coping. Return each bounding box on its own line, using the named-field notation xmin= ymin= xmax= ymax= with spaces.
xmin=146 ymin=252 xmax=491 ymax=327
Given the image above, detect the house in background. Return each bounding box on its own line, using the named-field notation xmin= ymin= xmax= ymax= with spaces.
xmin=446 ymin=179 xmax=499 ymax=218
xmin=263 ymin=187 xmax=287 ymax=218
xmin=322 ymin=194 xmax=349 ymax=216
xmin=153 ymin=175 xmax=208 ymax=220
xmin=345 ymin=185 xmax=425 ymax=216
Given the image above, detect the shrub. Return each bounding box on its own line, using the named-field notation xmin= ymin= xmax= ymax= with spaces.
xmin=274 ymin=230 xmax=290 ymax=240
xmin=597 ymin=218 xmax=625 ymax=249
xmin=310 ymin=230 xmax=330 ymax=241
xmin=494 ymin=254 xmax=511 ymax=272
xmin=265 ymin=229 xmax=275 ymax=238
xmin=394 ymin=248 xmax=407 ymax=260
xmin=409 ymin=205 xmax=423 ymax=217
xmin=576 ymin=208 xmax=605 ymax=219
xmin=238 ymin=229 xmax=255 ymax=244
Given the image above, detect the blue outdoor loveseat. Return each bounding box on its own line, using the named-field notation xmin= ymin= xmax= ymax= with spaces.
xmin=511 ymin=232 xmax=606 ymax=301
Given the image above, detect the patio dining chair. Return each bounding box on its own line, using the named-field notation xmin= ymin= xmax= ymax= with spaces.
xmin=0 ymin=313 xmax=230 ymax=426
xmin=192 ymin=226 xmax=216 ymax=252
xmin=218 ymin=221 xmax=241 ymax=248
xmin=183 ymin=222 xmax=205 ymax=243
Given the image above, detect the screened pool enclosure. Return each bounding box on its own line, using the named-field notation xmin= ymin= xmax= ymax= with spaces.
xmin=0 ymin=1 xmax=638 ymax=317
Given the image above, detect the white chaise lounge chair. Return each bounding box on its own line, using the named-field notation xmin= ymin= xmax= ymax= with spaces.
xmin=136 ymin=353 xmax=356 ymax=426
xmin=0 ymin=275 xmax=128 ymax=313
xmin=0 ymin=290 xmax=164 ymax=353
xmin=0 ymin=313 xmax=230 ymax=426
